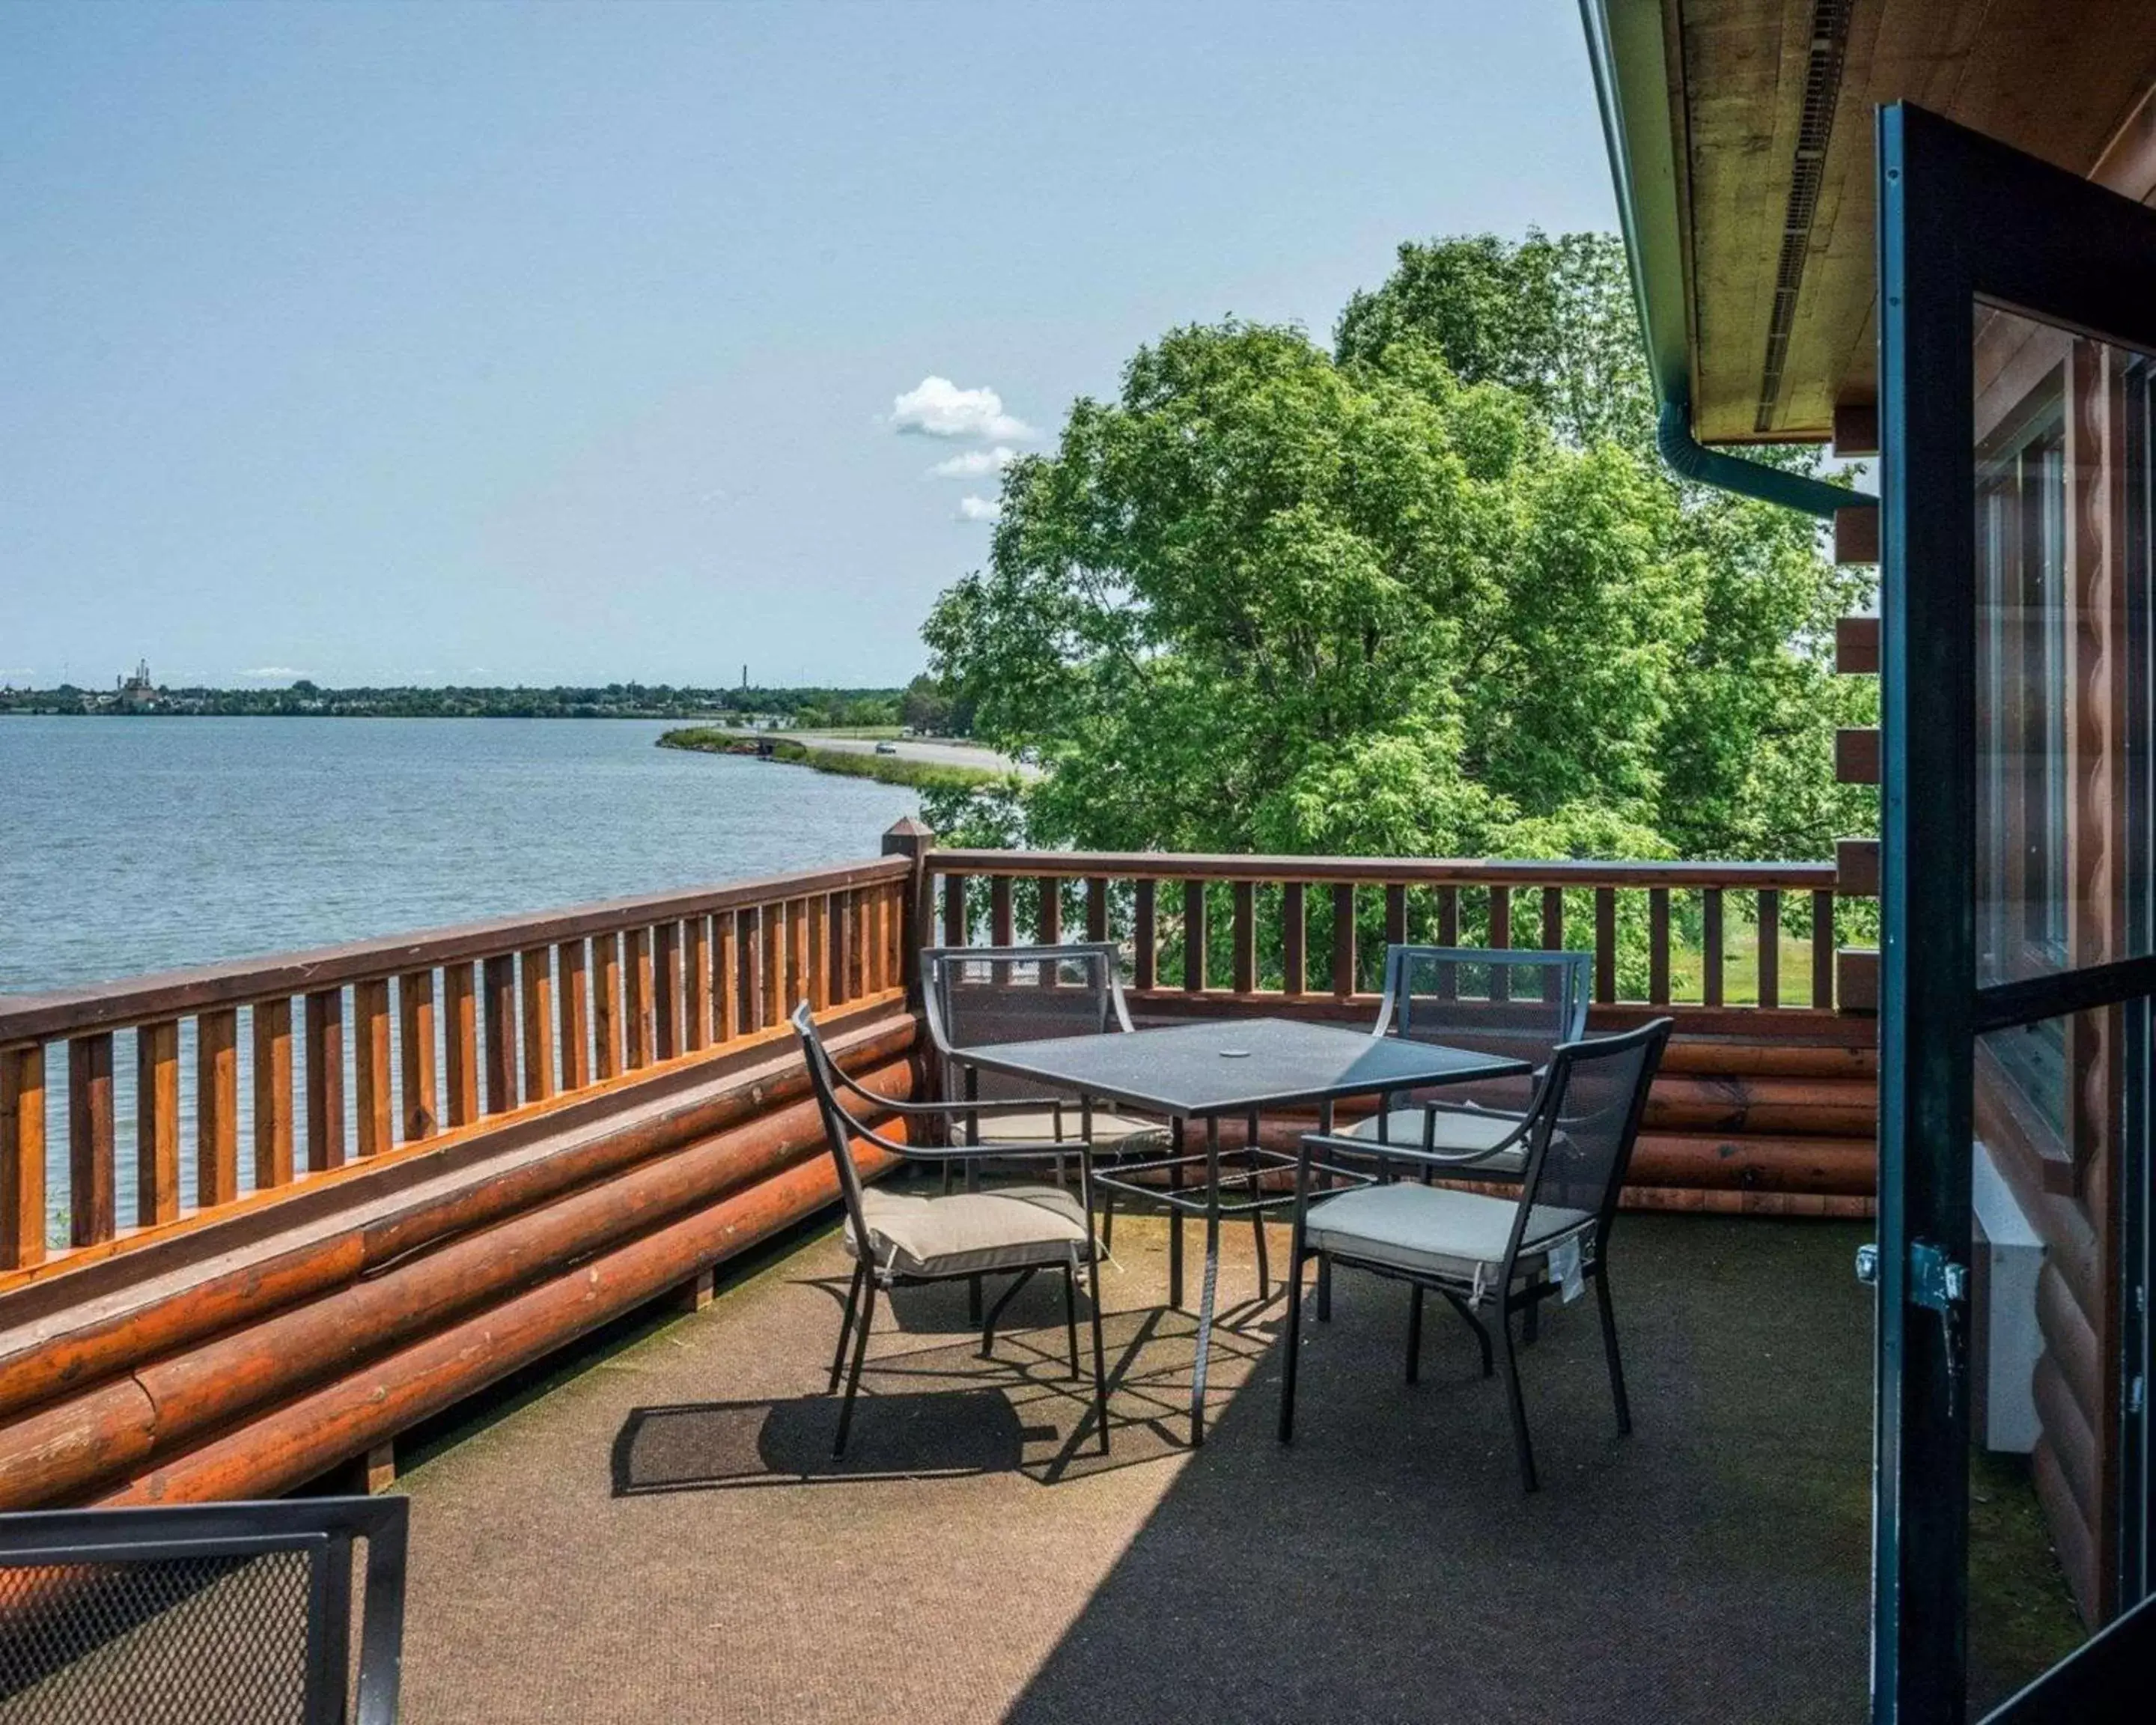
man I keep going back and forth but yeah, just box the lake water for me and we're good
[0,717,920,994]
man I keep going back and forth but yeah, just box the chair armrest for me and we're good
[823,1062,1065,1119]
[895,1140,1096,1165]
[1297,1127,1521,1172]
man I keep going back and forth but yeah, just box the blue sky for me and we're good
[0,1,1616,689]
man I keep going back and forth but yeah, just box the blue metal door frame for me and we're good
[1876,103,2156,1723]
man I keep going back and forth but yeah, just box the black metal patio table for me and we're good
[948,1015,1532,1446]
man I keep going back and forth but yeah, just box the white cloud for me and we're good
[928,445,1017,479]
[892,376,1032,440]
[954,496,1001,523]
[240,666,302,679]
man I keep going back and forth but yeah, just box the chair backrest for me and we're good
[919,944,1134,1104]
[792,1003,882,1254]
[1509,1017,1673,1265]
[1377,946,1592,1053]
[1371,946,1591,1112]
[0,1494,407,1725]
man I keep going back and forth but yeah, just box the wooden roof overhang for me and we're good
[1583,0,2156,448]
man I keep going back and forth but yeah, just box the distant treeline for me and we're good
[0,681,908,726]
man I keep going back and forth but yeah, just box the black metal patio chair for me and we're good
[920,943,1170,1164]
[793,1003,1111,1459]
[0,1494,408,1724]
[1301,945,1592,1183]
[922,943,1180,1289]
[1276,1017,1672,1492]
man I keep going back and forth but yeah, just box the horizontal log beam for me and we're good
[98,1137,906,1510]
[1834,502,1879,565]
[0,1009,917,1419]
[1836,838,1880,898]
[1832,402,1878,457]
[1836,616,1880,675]
[1835,728,1881,785]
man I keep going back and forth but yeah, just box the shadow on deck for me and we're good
[387,1186,1902,1724]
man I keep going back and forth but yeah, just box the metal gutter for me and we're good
[1579,0,1853,519]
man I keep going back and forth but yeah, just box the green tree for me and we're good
[1336,231,1652,451]
[921,233,1875,868]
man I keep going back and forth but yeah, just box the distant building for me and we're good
[117,660,157,711]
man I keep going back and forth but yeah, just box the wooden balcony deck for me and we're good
[392,1199,1880,1724]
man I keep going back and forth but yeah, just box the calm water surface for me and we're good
[1,717,919,994]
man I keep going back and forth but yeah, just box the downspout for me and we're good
[1655,395,1848,517]
[1581,0,1850,520]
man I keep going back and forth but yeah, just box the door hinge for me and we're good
[1909,1239,1969,1312]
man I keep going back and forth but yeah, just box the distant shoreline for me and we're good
[0,681,905,723]
[657,726,1010,794]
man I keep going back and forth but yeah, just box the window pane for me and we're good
[1972,304,2156,986]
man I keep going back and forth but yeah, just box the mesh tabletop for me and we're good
[953,1016,1531,1118]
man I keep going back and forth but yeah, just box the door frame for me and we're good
[1876,100,2156,1723]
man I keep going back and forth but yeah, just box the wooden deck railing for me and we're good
[928,850,1845,1013]
[0,858,911,1275]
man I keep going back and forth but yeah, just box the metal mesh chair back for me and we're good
[1515,1018,1672,1253]
[1379,946,1591,1110]
[922,945,1132,1104]
[0,1497,407,1725]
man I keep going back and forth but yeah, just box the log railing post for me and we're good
[197,1008,240,1203]
[0,1044,46,1270]
[305,988,346,1169]
[1331,884,1356,997]
[651,923,680,1063]
[883,818,935,1004]
[1758,888,1782,1011]
[483,955,518,1110]
[1282,882,1306,997]
[519,949,555,1101]
[443,964,480,1126]
[1183,880,1207,994]
[398,973,437,1143]
[1134,880,1158,990]
[556,942,590,1092]
[353,981,392,1158]
[69,1032,115,1246]
[136,1019,180,1227]
[255,998,295,1189]
[624,929,654,1070]
[1702,889,1726,1008]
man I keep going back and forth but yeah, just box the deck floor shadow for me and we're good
[396,1193,1880,1724]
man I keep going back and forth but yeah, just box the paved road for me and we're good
[790,733,1035,777]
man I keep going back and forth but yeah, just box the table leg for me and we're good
[966,1065,983,1325]
[1190,1114,1222,1447]
[1168,1116,1186,1310]
[1315,1098,1334,1322]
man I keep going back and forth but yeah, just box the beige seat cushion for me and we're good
[1336,1106,1529,1173]
[966,1109,1168,1150]
[850,1183,1094,1279]
[1303,1183,1592,1288]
